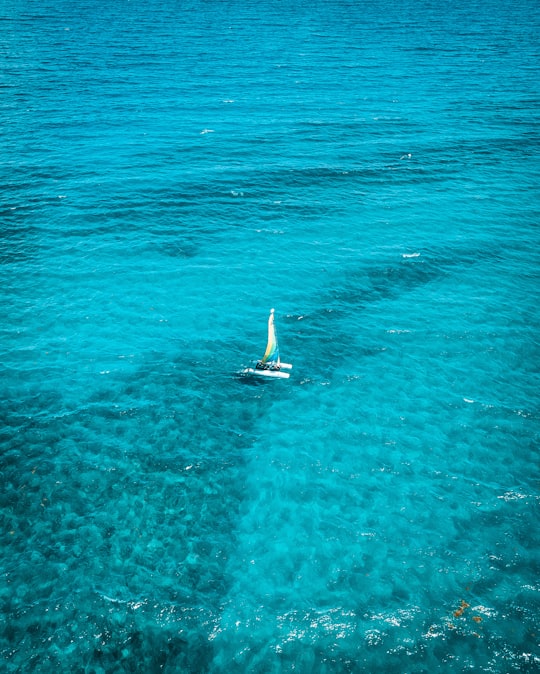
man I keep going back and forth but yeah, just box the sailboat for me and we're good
[242,308,293,379]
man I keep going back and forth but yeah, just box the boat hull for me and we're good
[242,362,292,379]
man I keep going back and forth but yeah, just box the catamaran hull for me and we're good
[243,368,290,379]
[241,363,293,379]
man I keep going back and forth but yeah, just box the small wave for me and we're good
[497,490,529,502]
[100,593,128,605]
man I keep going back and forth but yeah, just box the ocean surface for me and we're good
[1,0,539,671]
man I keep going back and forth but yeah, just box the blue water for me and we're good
[2,0,539,671]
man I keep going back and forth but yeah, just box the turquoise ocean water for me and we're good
[2,0,539,671]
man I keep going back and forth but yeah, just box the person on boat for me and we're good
[255,360,280,371]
